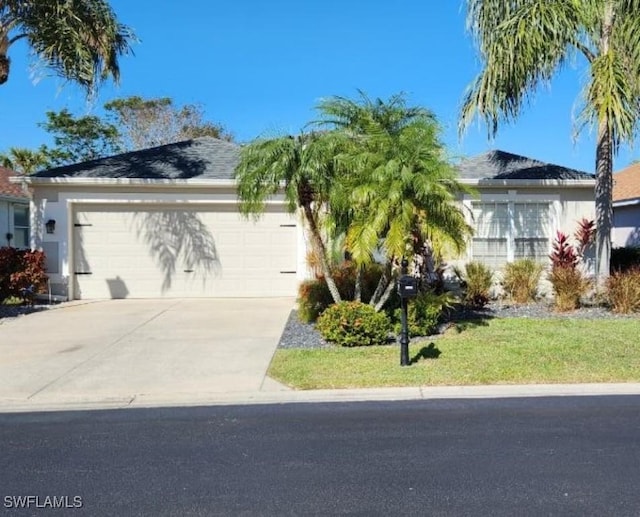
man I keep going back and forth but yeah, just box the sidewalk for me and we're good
[2,381,640,414]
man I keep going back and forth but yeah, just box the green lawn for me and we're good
[268,318,640,389]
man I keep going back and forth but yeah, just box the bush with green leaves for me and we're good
[316,301,392,347]
[393,291,455,337]
[502,259,544,304]
[606,267,640,314]
[297,262,383,323]
[549,266,590,312]
[454,261,493,308]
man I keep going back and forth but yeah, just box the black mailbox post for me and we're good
[398,258,417,366]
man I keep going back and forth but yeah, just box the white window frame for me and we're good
[463,191,560,264]
[11,203,30,249]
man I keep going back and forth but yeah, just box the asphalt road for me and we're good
[1,396,640,516]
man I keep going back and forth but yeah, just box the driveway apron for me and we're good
[0,298,294,407]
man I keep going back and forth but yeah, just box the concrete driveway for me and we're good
[0,298,294,411]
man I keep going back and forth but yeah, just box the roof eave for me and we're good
[613,198,640,207]
[459,178,596,187]
[17,177,238,188]
[0,193,29,202]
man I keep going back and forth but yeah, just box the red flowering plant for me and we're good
[548,219,595,311]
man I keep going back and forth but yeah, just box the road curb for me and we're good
[2,383,640,413]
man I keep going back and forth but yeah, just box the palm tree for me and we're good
[460,0,640,286]
[318,93,472,310]
[0,146,50,174]
[0,0,135,95]
[234,132,344,304]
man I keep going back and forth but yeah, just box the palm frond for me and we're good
[7,0,136,95]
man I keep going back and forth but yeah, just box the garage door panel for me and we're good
[73,205,298,299]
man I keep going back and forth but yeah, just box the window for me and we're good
[13,205,29,248]
[471,200,552,266]
[513,202,550,262]
[471,202,509,268]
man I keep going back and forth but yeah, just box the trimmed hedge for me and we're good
[316,301,392,347]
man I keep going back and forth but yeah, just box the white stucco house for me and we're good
[612,162,640,248]
[18,139,596,300]
[1,166,30,249]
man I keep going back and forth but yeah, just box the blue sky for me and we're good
[1,0,638,173]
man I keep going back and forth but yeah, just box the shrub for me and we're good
[297,262,383,323]
[0,247,48,304]
[574,218,596,256]
[393,291,456,337]
[606,267,640,314]
[549,231,578,269]
[316,301,392,347]
[611,247,640,274]
[454,261,493,308]
[548,266,590,312]
[297,279,334,323]
[502,259,543,304]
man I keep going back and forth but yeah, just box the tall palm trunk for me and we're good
[595,119,613,288]
[594,2,614,288]
[301,202,342,304]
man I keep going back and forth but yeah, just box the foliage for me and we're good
[460,1,640,286]
[549,231,578,269]
[235,131,343,304]
[611,247,640,273]
[0,247,48,304]
[0,147,51,174]
[548,220,596,310]
[454,261,493,308]
[237,91,469,310]
[549,266,590,312]
[502,259,544,304]
[315,91,472,311]
[38,109,121,165]
[0,0,136,95]
[316,301,392,347]
[606,267,640,314]
[574,218,596,256]
[104,96,233,151]
[298,280,334,324]
[297,262,383,323]
[393,290,456,337]
[7,96,233,168]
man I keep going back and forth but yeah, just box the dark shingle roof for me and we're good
[456,150,593,181]
[32,137,240,180]
[0,167,28,199]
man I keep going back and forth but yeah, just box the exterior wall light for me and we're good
[45,219,56,234]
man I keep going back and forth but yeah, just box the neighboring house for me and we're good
[23,137,306,300]
[612,162,640,248]
[0,166,29,248]
[454,150,596,271]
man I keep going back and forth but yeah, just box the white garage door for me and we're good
[72,204,299,299]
